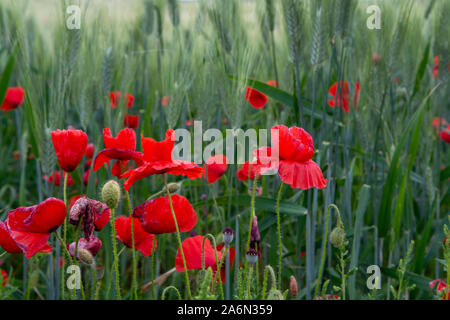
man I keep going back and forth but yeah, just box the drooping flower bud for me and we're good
[330,226,345,248]
[289,275,298,297]
[68,236,102,264]
[246,248,258,265]
[164,182,180,194]
[250,216,261,257]
[102,180,121,209]
[222,227,234,246]
[77,248,94,265]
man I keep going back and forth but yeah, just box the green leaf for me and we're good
[391,98,424,244]
[194,194,307,216]
[348,184,371,299]
[381,267,432,291]
[378,95,429,238]
[0,44,18,104]
[411,41,430,100]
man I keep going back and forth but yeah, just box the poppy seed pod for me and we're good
[102,180,121,209]
[289,275,298,297]
[78,248,94,265]
[330,226,345,248]
[164,182,180,194]
[246,248,258,265]
[222,227,234,246]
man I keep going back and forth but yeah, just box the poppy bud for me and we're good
[246,248,258,265]
[289,275,298,297]
[330,226,345,248]
[164,182,180,194]
[78,248,94,265]
[102,180,121,209]
[222,227,234,246]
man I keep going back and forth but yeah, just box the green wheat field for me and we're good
[0,0,449,301]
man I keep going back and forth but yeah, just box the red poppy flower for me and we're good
[134,194,197,235]
[110,91,134,109]
[245,87,268,109]
[123,114,139,129]
[429,279,449,300]
[68,235,102,259]
[433,56,439,79]
[93,128,144,178]
[1,87,25,112]
[269,125,327,189]
[215,244,236,283]
[205,155,228,184]
[327,81,360,113]
[175,235,221,272]
[3,198,66,258]
[122,129,203,190]
[115,215,157,257]
[69,197,110,236]
[0,269,7,287]
[51,129,88,172]
[85,143,95,159]
[236,147,278,181]
[0,221,23,254]
[43,171,74,187]
[266,80,278,87]
[440,125,450,143]
[161,96,170,106]
[185,119,194,127]
[432,117,447,132]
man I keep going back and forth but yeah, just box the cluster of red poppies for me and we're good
[244,80,360,113]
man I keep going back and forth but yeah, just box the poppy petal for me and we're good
[175,235,221,272]
[278,160,327,190]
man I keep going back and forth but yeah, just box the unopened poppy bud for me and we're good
[102,180,121,209]
[330,226,345,248]
[164,182,180,194]
[222,227,234,246]
[289,275,298,297]
[78,248,94,265]
[246,248,258,265]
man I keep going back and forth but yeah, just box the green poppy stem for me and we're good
[275,182,284,290]
[162,174,192,299]
[109,208,121,300]
[124,189,138,300]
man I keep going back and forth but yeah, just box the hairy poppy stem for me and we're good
[163,174,192,299]
[124,189,138,300]
[213,246,228,300]
[62,172,69,300]
[0,251,7,258]
[72,224,86,300]
[110,208,122,300]
[246,177,258,253]
[314,204,333,299]
[246,265,253,299]
[275,182,284,290]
